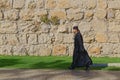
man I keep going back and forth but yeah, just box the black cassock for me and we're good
[71,32,93,68]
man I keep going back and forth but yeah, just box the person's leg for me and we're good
[85,62,91,71]
[69,54,78,70]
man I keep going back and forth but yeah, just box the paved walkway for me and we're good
[0,69,120,80]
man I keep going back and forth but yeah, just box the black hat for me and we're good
[73,26,79,30]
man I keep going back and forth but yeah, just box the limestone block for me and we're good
[88,45,101,54]
[83,31,95,43]
[58,24,68,33]
[67,8,83,21]
[92,19,107,32]
[0,21,17,33]
[49,9,66,19]
[45,0,56,9]
[38,33,54,44]
[28,45,51,56]
[97,0,107,9]
[85,0,96,9]
[4,9,19,20]
[84,10,94,21]
[4,34,19,46]
[0,45,13,55]
[13,0,25,9]
[37,0,44,8]
[108,21,120,32]
[53,44,67,56]
[107,9,115,19]
[12,45,29,56]
[115,10,120,20]
[95,9,107,19]
[25,0,37,9]
[95,32,108,43]
[41,23,50,33]
[55,33,64,44]
[108,0,120,9]
[78,22,92,32]
[18,21,40,33]
[27,34,38,45]
[108,32,119,43]
[0,0,12,9]
[68,44,74,56]
[101,43,114,55]
[20,9,34,21]
[57,0,71,9]
[0,10,3,20]
[63,33,74,43]
[17,34,27,44]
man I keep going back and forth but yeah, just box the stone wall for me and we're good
[0,0,120,57]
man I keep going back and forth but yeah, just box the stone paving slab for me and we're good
[0,69,120,80]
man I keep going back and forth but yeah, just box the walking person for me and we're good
[69,26,93,70]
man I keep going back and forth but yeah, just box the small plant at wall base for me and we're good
[40,14,50,24]
[40,15,60,25]
[50,16,60,25]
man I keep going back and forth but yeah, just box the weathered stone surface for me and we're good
[18,21,40,33]
[70,0,83,9]
[38,33,54,44]
[49,10,66,19]
[108,0,120,9]
[57,0,71,9]
[79,22,92,32]
[92,19,107,32]
[67,8,83,21]
[108,21,120,32]
[68,44,74,56]
[4,9,19,20]
[35,10,47,20]
[37,0,44,8]
[28,45,51,56]
[55,33,63,44]
[97,0,107,9]
[88,45,101,54]
[25,0,37,9]
[27,34,38,45]
[13,0,25,9]
[0,34,4,45]
[85,0,96,9]
[45,0,56,9]
[101,43,114,55]
[41,23,50,33]
[108,32,119,43]
[0,45,13,55]
[17,34,27,44]
[20,9,34,21]
[0,22,17,33]
[95,9,107,19]
[63,33,74,43]
[83,31,95,43]
[107,9,115,19]
[53,44,67,56]
[95,32,108,43]
[115,10,120,20]
[0,0,12,9]
[0,10,3,20]
[58,24,68,33]
[84,10,94,21]
[113,43,120,54]
[4,34,19,46]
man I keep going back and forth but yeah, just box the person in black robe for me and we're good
[69,26,93,70]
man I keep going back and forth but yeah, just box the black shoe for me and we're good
[68,66,75,70]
